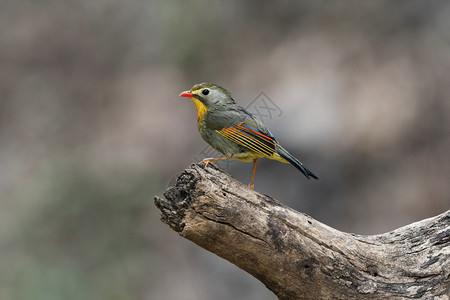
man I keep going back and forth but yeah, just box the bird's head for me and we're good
[179,83,236,122]
[179,83,235,109]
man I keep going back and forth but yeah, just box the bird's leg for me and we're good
[199,155,232,168]
[248,158,258,189]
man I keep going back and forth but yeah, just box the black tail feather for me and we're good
[277,146,318,180]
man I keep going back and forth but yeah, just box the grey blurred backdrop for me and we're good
[1,1,449,299]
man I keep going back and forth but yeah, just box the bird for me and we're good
[179,83,318,188]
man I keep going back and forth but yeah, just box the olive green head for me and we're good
[179,83,236,108]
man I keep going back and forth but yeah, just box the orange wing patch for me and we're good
[216,122,276,157]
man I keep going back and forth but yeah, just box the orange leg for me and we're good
[248,158,258,189]
[199,156,232,168]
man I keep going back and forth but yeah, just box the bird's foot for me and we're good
[198,156,232,169]
[199,160,210,168]
[248,183,254,189]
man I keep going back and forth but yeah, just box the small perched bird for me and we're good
[179,83,318,188]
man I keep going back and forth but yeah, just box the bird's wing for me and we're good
[210,108,277,157]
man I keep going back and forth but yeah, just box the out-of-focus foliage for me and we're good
[0,1,449,299]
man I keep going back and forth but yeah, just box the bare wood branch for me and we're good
[154,163,450,300]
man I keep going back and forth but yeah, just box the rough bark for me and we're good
[154,163,450,300]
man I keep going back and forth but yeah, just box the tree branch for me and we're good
[154,163,450,300]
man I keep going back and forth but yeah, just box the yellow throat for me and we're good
[191,97,207,122]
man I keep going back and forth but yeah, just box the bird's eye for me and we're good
[202,89,209,95]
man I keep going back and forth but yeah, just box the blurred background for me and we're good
[1,0,449,299]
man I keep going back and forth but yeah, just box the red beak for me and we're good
[179,90,194,97]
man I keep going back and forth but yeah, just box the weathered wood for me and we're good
[154,163,450,300]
